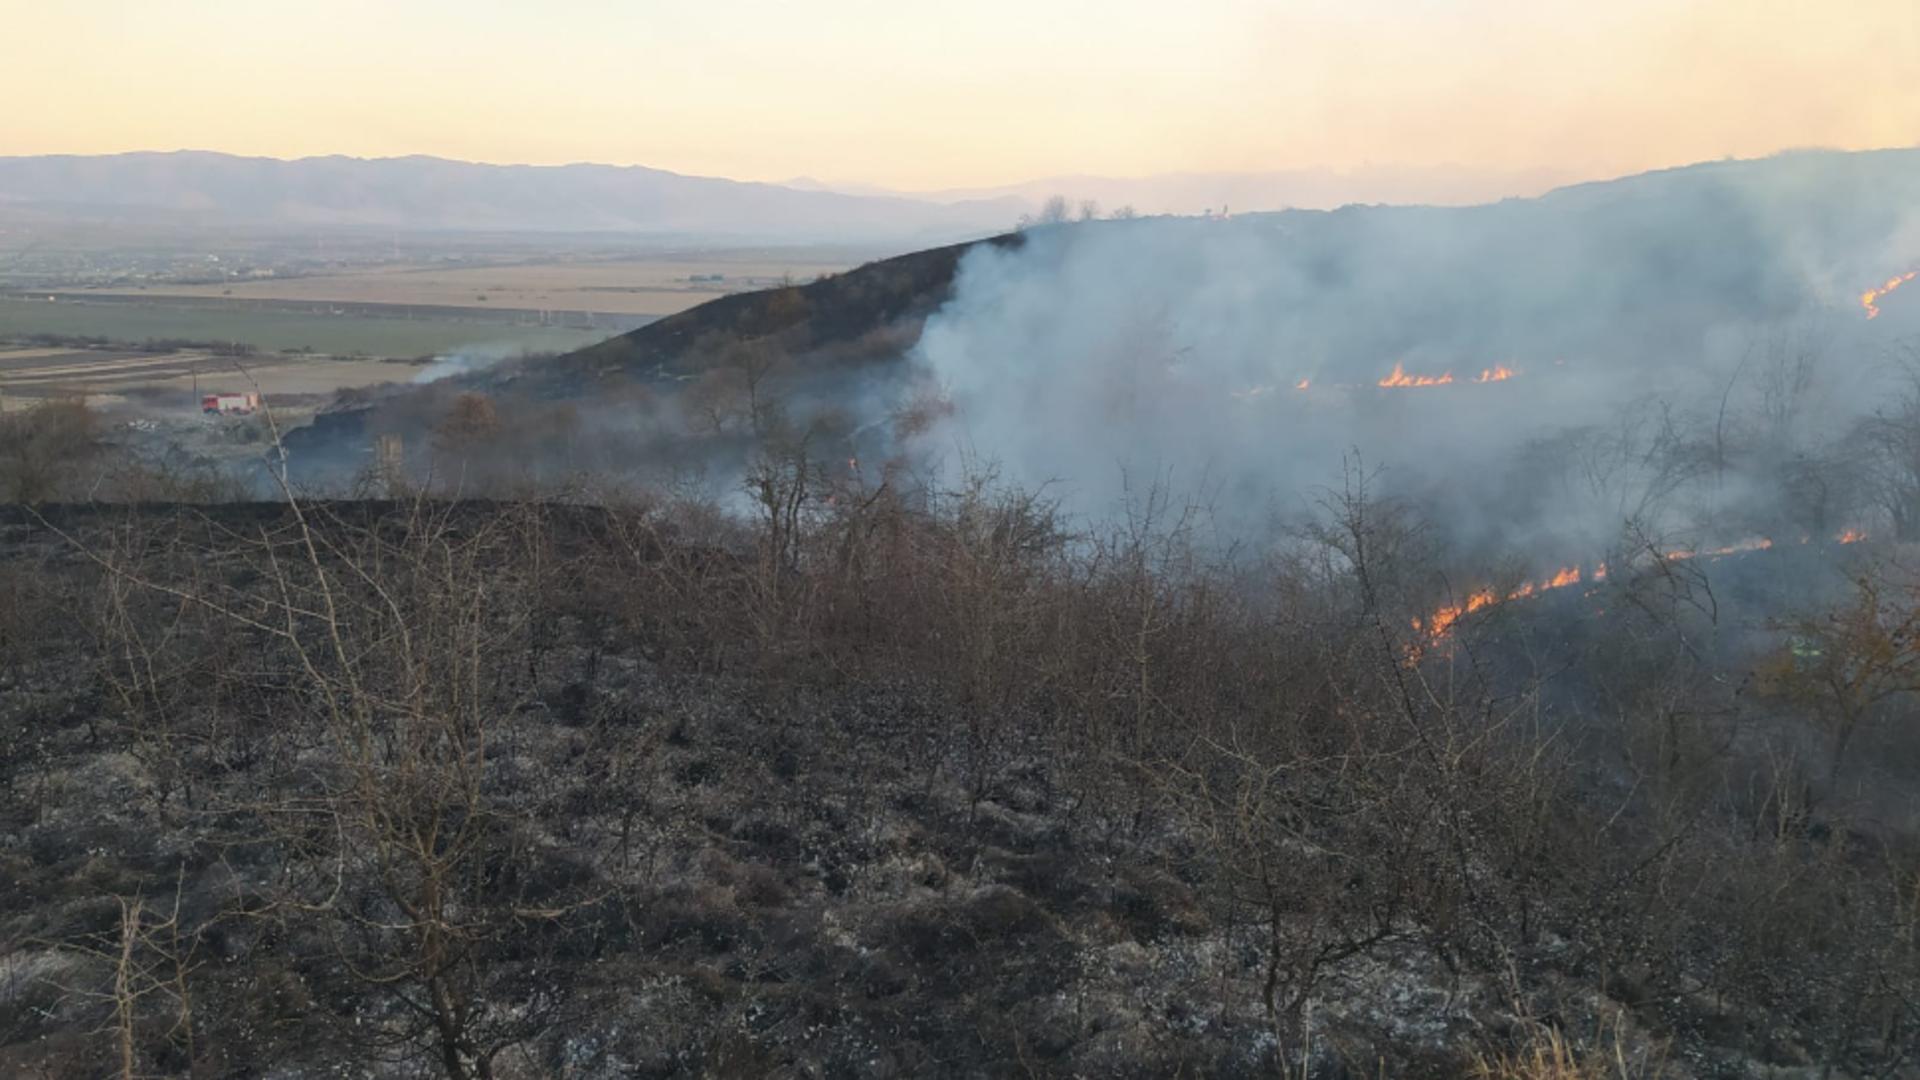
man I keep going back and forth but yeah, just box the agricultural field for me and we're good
[0,295,626,358]
[0,343,422,412]
[44,247,869,318]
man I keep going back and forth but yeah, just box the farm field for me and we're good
[0,344,422,410]
[59,248,867,318]
[0,296,625,358]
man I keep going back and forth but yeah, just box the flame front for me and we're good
[1413,528,1867,651]
[1413,588,1499,640]
[1414,565,1590,644]
[1378,362,1518,388]
[1863,270,1918,319]
[1378,362,1454,388]
[1667,537,1774,561]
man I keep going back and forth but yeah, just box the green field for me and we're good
[0,297,624,358]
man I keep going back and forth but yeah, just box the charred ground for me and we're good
[1,489,1918,1077]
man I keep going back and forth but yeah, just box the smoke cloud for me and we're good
[898,151,1920,572]
[412,343,542,384]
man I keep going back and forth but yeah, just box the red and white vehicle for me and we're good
[201,392,261,416]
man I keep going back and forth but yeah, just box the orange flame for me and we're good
[1412,528,1866,653]
[1378,363,1454,388]
[1863,270,1918,319]
[1474,365,1517,383]
[1414,588,1499,640]
[1295,378,1311,390]
[1414,564,1593,644]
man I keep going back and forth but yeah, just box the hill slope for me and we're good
[283,147,1920,485]
[485,147,1920,392]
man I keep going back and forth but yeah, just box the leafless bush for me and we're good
[0,399,102,503]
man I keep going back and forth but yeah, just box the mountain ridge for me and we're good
[0,149,1027,242]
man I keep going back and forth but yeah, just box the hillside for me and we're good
[279,232,1027,474]
[283,147,1920,487]
[514,146,1920,387]
[0,494,1907,1077]
[482,232,1027,396]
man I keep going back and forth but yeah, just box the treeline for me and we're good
[6,332,261,355]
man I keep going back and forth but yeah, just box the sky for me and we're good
[3,0,1916,191]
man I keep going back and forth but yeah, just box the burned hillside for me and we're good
[6,147,1920,1078]
[4,487,1920,1077]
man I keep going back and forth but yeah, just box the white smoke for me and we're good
[412,343,534,384]
[900,154,1920,563]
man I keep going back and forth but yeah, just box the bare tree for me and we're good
[1019,194,1073,229]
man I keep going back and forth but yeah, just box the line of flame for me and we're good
[1378,362,1519,388]
[1378,362,1453,388]
[1863,270,1917,319]
[1412,529,1866,648]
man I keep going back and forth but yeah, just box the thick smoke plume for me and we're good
[900,150,1920,574]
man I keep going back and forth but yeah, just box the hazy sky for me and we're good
[4,0,1915,189]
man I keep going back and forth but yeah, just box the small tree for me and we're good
[1019,194,1073,229]
[1782,569,1920,781]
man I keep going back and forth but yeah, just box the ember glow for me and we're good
[1862,270,1918,319]
[1378,363,1454,388]
[1668,537,1774,561]
[1295,378,1311,391]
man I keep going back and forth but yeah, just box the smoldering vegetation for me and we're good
[3,149,1920,1077]
[2,460,1920,1077]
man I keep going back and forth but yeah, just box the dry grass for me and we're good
[1472,1025,1665,1080]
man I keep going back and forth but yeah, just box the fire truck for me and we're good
[201,392,261,416]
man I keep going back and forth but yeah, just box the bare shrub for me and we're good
[0,398,101,503]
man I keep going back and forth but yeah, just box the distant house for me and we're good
[202,392,261,416]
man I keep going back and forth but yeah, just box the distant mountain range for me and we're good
[0,152,1621,247]
[786,164,1585,216]
[0,151,1027,243]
